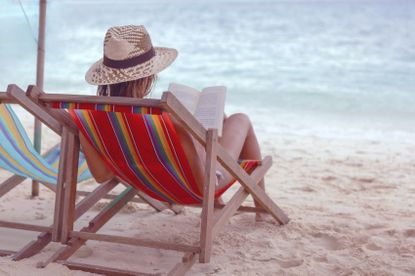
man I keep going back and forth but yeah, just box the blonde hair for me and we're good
[97,75,156,98]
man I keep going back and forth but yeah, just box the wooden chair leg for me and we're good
[12,179,118,261]
[167,204,184,215]
[38,187,137,268]
[12,232,52,261]
[168,252,197,276]
[51,127,70,242]
[218,152,289,225]
[199,129,218,263]
[211,156,273,237]
[60,130,80,243]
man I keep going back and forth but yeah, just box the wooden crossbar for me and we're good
[38,94,163,108]
[70,231,200,253]
[0,250,16,257]
[58,261,161,276]
[74,179,118,218]
[1,91,164,109]
[76,190,143,202]
[0,175,26,198]
[0,221,52,233]
[0,91,14,103]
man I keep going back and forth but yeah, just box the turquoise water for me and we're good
[1,0,414,141]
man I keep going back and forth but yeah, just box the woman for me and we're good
[81,25,266,219]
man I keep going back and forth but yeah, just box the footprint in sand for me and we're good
[352,176,376,183]
[312,233,343,250]
[343,161,364,167]
[322,175,336,182]
[313,254,328,263]
[292,186,315,192]
[364,223,387,230]
[276,257,304,268]
[365,241,382,251]
[384,229,397,237]
[404,229,415,238]
[73,245,93,258]
[34,212,46,220]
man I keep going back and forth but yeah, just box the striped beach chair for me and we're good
[54,102,259,205]
[8,84,289,275]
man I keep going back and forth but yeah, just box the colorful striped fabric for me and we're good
[0,104,92,184]
[54,103,259,204]
[42,144,91,182]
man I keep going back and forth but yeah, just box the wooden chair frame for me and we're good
[6,84,289,275]
[0,87,180,261]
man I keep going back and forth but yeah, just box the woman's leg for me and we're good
[219,113,265,218]
[219,113,252,160]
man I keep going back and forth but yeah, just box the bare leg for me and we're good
[219,113,252,160]
[219,114,266,221]
[178,112,267,219]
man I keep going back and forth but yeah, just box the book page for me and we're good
[168,83,200,114]
[195,86,226,136]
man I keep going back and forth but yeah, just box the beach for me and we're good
[1,128,414,275]
[1,0,415,274]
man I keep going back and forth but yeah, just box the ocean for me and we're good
[1,0,414,142]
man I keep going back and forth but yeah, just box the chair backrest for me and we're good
[53,102,203,204]
[0,104,91,183]
[51,101,260,205]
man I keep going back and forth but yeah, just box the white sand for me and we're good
[0,132,414,275]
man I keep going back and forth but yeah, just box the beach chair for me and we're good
[8,84,289,275]
[0,89,177,261]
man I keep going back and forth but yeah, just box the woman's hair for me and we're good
[97,75,157,98]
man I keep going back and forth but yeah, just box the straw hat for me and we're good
[85,25,177,85]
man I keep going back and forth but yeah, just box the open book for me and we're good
[168,83,226,136]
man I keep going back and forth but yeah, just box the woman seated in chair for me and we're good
[81,25,266,220]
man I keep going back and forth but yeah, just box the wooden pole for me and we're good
[32,0,47,197]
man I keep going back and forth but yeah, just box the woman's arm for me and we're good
[79,133,114,183]
[171,118,205,193]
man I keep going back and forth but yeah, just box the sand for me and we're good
[0,131,414,275]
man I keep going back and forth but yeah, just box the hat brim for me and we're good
[85,47,178,85]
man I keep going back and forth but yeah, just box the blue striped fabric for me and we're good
[0,104,92,184]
